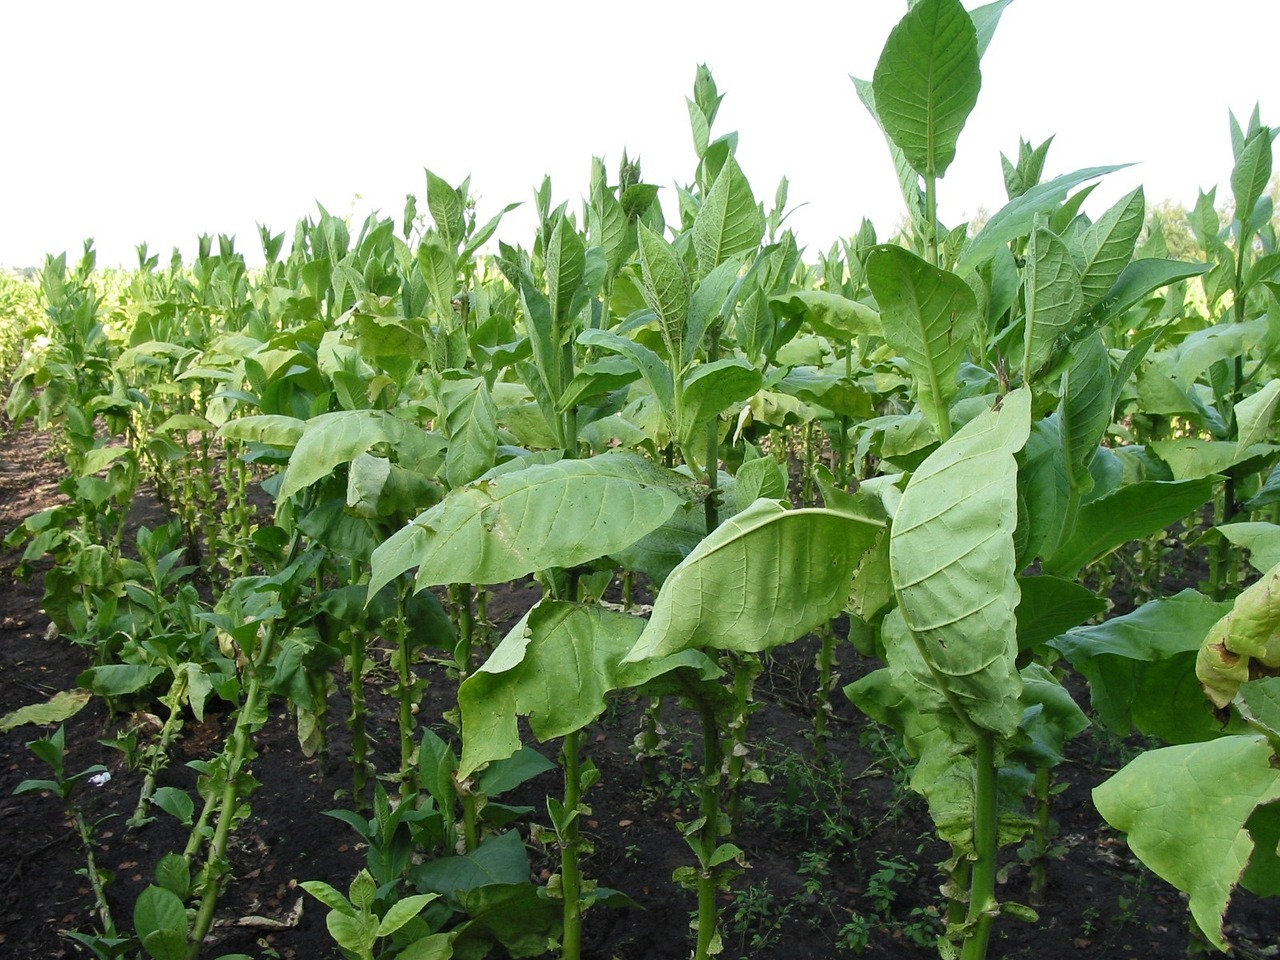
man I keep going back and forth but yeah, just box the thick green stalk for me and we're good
[186,626,277,960]
[812,620,837,761]
[724,652,760,824]
[396,593,417,802]
[1029,764,1051,903]
[452,582,475,681]
[694,701,725,960]
[925,169,939,267]
[348,627,370,811]
[959,731,999,960]
[560,728,584,960]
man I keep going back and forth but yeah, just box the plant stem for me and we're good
[813,620,836,761]
[186,625,277,960]
[70,805,114,933]
[694,700,725,960]
[348,626,370,811]
[396,588,418,802]
[560,728,584,960]
[1030,764,1051,904]
[959,731,999,960]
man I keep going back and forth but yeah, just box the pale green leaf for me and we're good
[1235,379,1280,454]
[278,410,444,503]
[459,601,717,778]
[636,222,691,367]
[1094,736,1280,951]
[890,387,1032,735]
[872,0,981,179]
[692,156,763,278]
[369,453,684,594]
[0,689,91,733]
[770,290,883,340]
[1216,521,1280,574]
[866,245,979,439]
[959,165,1130,272]
[441,377,498,489]
[1073,187,1144,309]
[1022,223,1083,379]
[626,499,882,661]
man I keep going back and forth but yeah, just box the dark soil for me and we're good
[1,417,1276,960]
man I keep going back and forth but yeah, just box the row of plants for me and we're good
[3,1,1279,958]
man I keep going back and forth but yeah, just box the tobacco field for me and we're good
[1,2,1278,958]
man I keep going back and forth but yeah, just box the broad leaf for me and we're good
[1073,187,1144,309]
[1044,476,1218,578]
[626,499,882,660]
[872,0,981,179]
[890,387,1031,735]
[1050,590,1235,743]
[369,453,684,594]
[459,601,717,777]
[0,689,91,732]
[277,410,445,503]
[1022,223,1083,379]
[692,156,763,278]
[959,165,1130,272]
[441,377,499,488]
[1014,575,1105,652]
[866,245,979,438]
[636,222,691,367]
[1094,736,1280,951]
[770,290,883,340]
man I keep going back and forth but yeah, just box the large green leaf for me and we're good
[576,328,675,423]
[1235,379,1280,454]
[865,245,979,438]
[1216,521,1280,574]
[872,0,980,179]
[1044,476,1218,578]
[1084,258,1211,327]
[1150,439,1277,481]
[216,414,306,447]
[1013,574,1105,652]
[889,387,1031,735]
[458,601,717,778]
[636,222,691,367]
[1059,332,1113,485]
[1022,223,1083,379]
[769,290,883,340]
[441,377,499,489]
[625,499,882,661]
[369,453,684,594]
[545,215,586,332]
[1072,187,1144,309]
[692,156,763,279]
[277,410,445,503]
[1232,129,1273,239]
[1094,735,1280,951]
[1049,590,1235,743]
[677,358,762,445]
[425,168,465,249]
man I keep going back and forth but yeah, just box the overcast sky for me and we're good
[2,0,1275,269]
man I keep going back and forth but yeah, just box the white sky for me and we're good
[2,1,1276,269]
